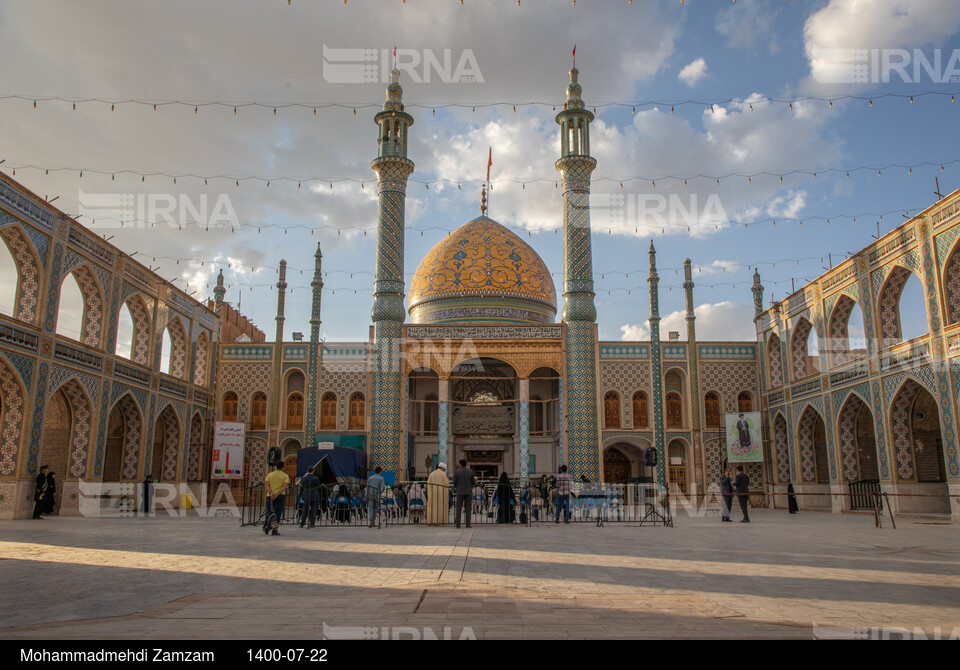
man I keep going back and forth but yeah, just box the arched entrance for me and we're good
[151,406,180,482]
[797,406,830,509]
[838,394,879,484]
[668,439,689,495]
[451,358,517,479]
[37,390,72,515]
[104,395,143,482]
[603,447,631,483]
[890,380,949,514]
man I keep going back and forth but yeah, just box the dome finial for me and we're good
[480,184,488,216]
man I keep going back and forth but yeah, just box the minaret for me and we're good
[270,260,287,433]
[649,242,667,489]
[752,269,765,318]
[213,270,225,317]
[555,64,600,481]
[305,245,324,449]
[684,259,703,494]
[370,68,415,474]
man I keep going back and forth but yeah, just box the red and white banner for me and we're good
[211,421,245,479]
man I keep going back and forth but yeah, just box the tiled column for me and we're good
[519,378,530,482]
[437,378,449,467]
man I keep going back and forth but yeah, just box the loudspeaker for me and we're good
[268,446,282,467]
[643,447,658,467]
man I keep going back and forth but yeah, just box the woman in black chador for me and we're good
[495,472,515,524]
[42,470,57,515]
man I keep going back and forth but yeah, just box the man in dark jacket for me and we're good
[299,466,322,528]
[719,466,734,522]
[452,459,477,529]
[734,465,750,523]
[32,465,48,519]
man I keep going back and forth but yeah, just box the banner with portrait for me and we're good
[724,411,763,462]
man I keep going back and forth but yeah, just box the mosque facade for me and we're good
[2,66,958,519]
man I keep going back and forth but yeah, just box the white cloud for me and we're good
[717,0,781,54]
[678,58,708,87]
[620,301,756,343]
[805,0,960,87]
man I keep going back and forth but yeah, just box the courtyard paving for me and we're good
[0,509,958,639]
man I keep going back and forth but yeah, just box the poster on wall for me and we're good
[724,411,763,463]
[211,421,245,479]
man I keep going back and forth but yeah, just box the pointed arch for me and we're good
[0,225,42,324]
[117,294,151,366]
[163,317,187,379]
[767,333,784,387]
[737,391,753,413]
[154,404,181,482]
[193,331,209,386]
[890,378,945,482]
[791,317,819,379]
[60,265,104,348]
[797,405,829,484]
[774,412,790,483]
[44,378,93,479]
[828,294,865,366]
[667,438,689,495]
[837,392,878,483]
[187,412,203,481]
[944,238,960,325]
[0,355,26,476]
[878,265,927,346]
[105,394,143,481]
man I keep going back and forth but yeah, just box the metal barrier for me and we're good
[850,480,882,511]
[241,479,675,529]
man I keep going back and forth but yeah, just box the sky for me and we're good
[1,0,959,346]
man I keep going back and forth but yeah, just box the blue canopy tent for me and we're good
[296,446,366,486]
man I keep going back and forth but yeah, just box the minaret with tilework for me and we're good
[213,270,225,317]
[305,244,324,450]
[649,242,667,489]
[270,260,287,433]
[752,269,764,317]
[555,65,600,481]
[370,68,415,474]
[684,258,702,492]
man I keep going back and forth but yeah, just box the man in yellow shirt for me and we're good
[264,462,290,536]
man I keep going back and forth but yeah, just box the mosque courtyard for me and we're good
[1,509,958,640]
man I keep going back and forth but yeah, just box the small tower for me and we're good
[684,258,703,492]
[370,68,415,475]
[752,269,765,318]
[306,245,324,449]
[648,242,667,489]
[270,260,287,433]
[213,269,225,317]
[556,63,601,482]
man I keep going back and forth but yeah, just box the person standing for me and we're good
[32,465,48,519]
[495,472,516,524]
[42,470,57,516]
[555,465,573,524]
[787,482,800,514]
[737,413,752,449]
[366,466,386,528]
[451,459,476,529]
[425,463,449,526]
[299,466,321,528]
[264,462,289,536]
[720,467,734,522]
[734,465,750,523]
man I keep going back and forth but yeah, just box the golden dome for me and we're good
[408,216,557,325]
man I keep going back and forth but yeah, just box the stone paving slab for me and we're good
[0,510,957,639]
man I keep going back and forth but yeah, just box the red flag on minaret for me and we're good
[572,45,576,66]
[393,46,397,66]
[486,147,492,183]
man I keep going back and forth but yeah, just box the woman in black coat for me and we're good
[42,471,56,515]
[495,472,515,524]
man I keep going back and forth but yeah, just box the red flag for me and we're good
[393,46,397,65]
[486,147,492,183]
[572,45,576,64]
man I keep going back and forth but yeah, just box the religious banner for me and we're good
[725,411,763,462]
[211,421,245,479]
[451,405,515,435]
